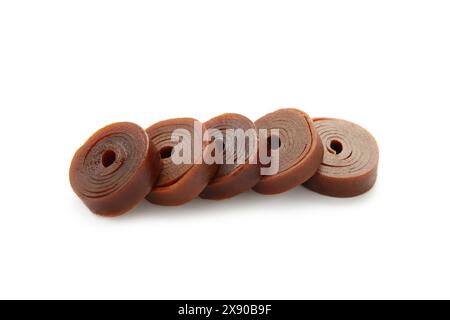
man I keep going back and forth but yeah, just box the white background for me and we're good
[0,1,449,300]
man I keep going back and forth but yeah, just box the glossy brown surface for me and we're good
[145,118,218,205]
[70,122,161,216]
[253,108,324,195]
[304,118,379,197]
[200,113,260,200]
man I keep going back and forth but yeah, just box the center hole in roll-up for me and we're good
[330,140,343,155]
[159,146,174,159]
[102,150,117,168]
[267,135,281,156]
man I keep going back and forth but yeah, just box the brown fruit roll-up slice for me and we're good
[304,118,379,197]
[70,122,161,216]
[145,118,218,206]
[200,113,260,200]
[253,108,324,195]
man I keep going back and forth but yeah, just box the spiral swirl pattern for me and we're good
[145,118,218,206]
[200,113,260,200]
[147,119,197,187]
[304,118,379,197]
[70,122,160,216]
[253,109,324,195]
